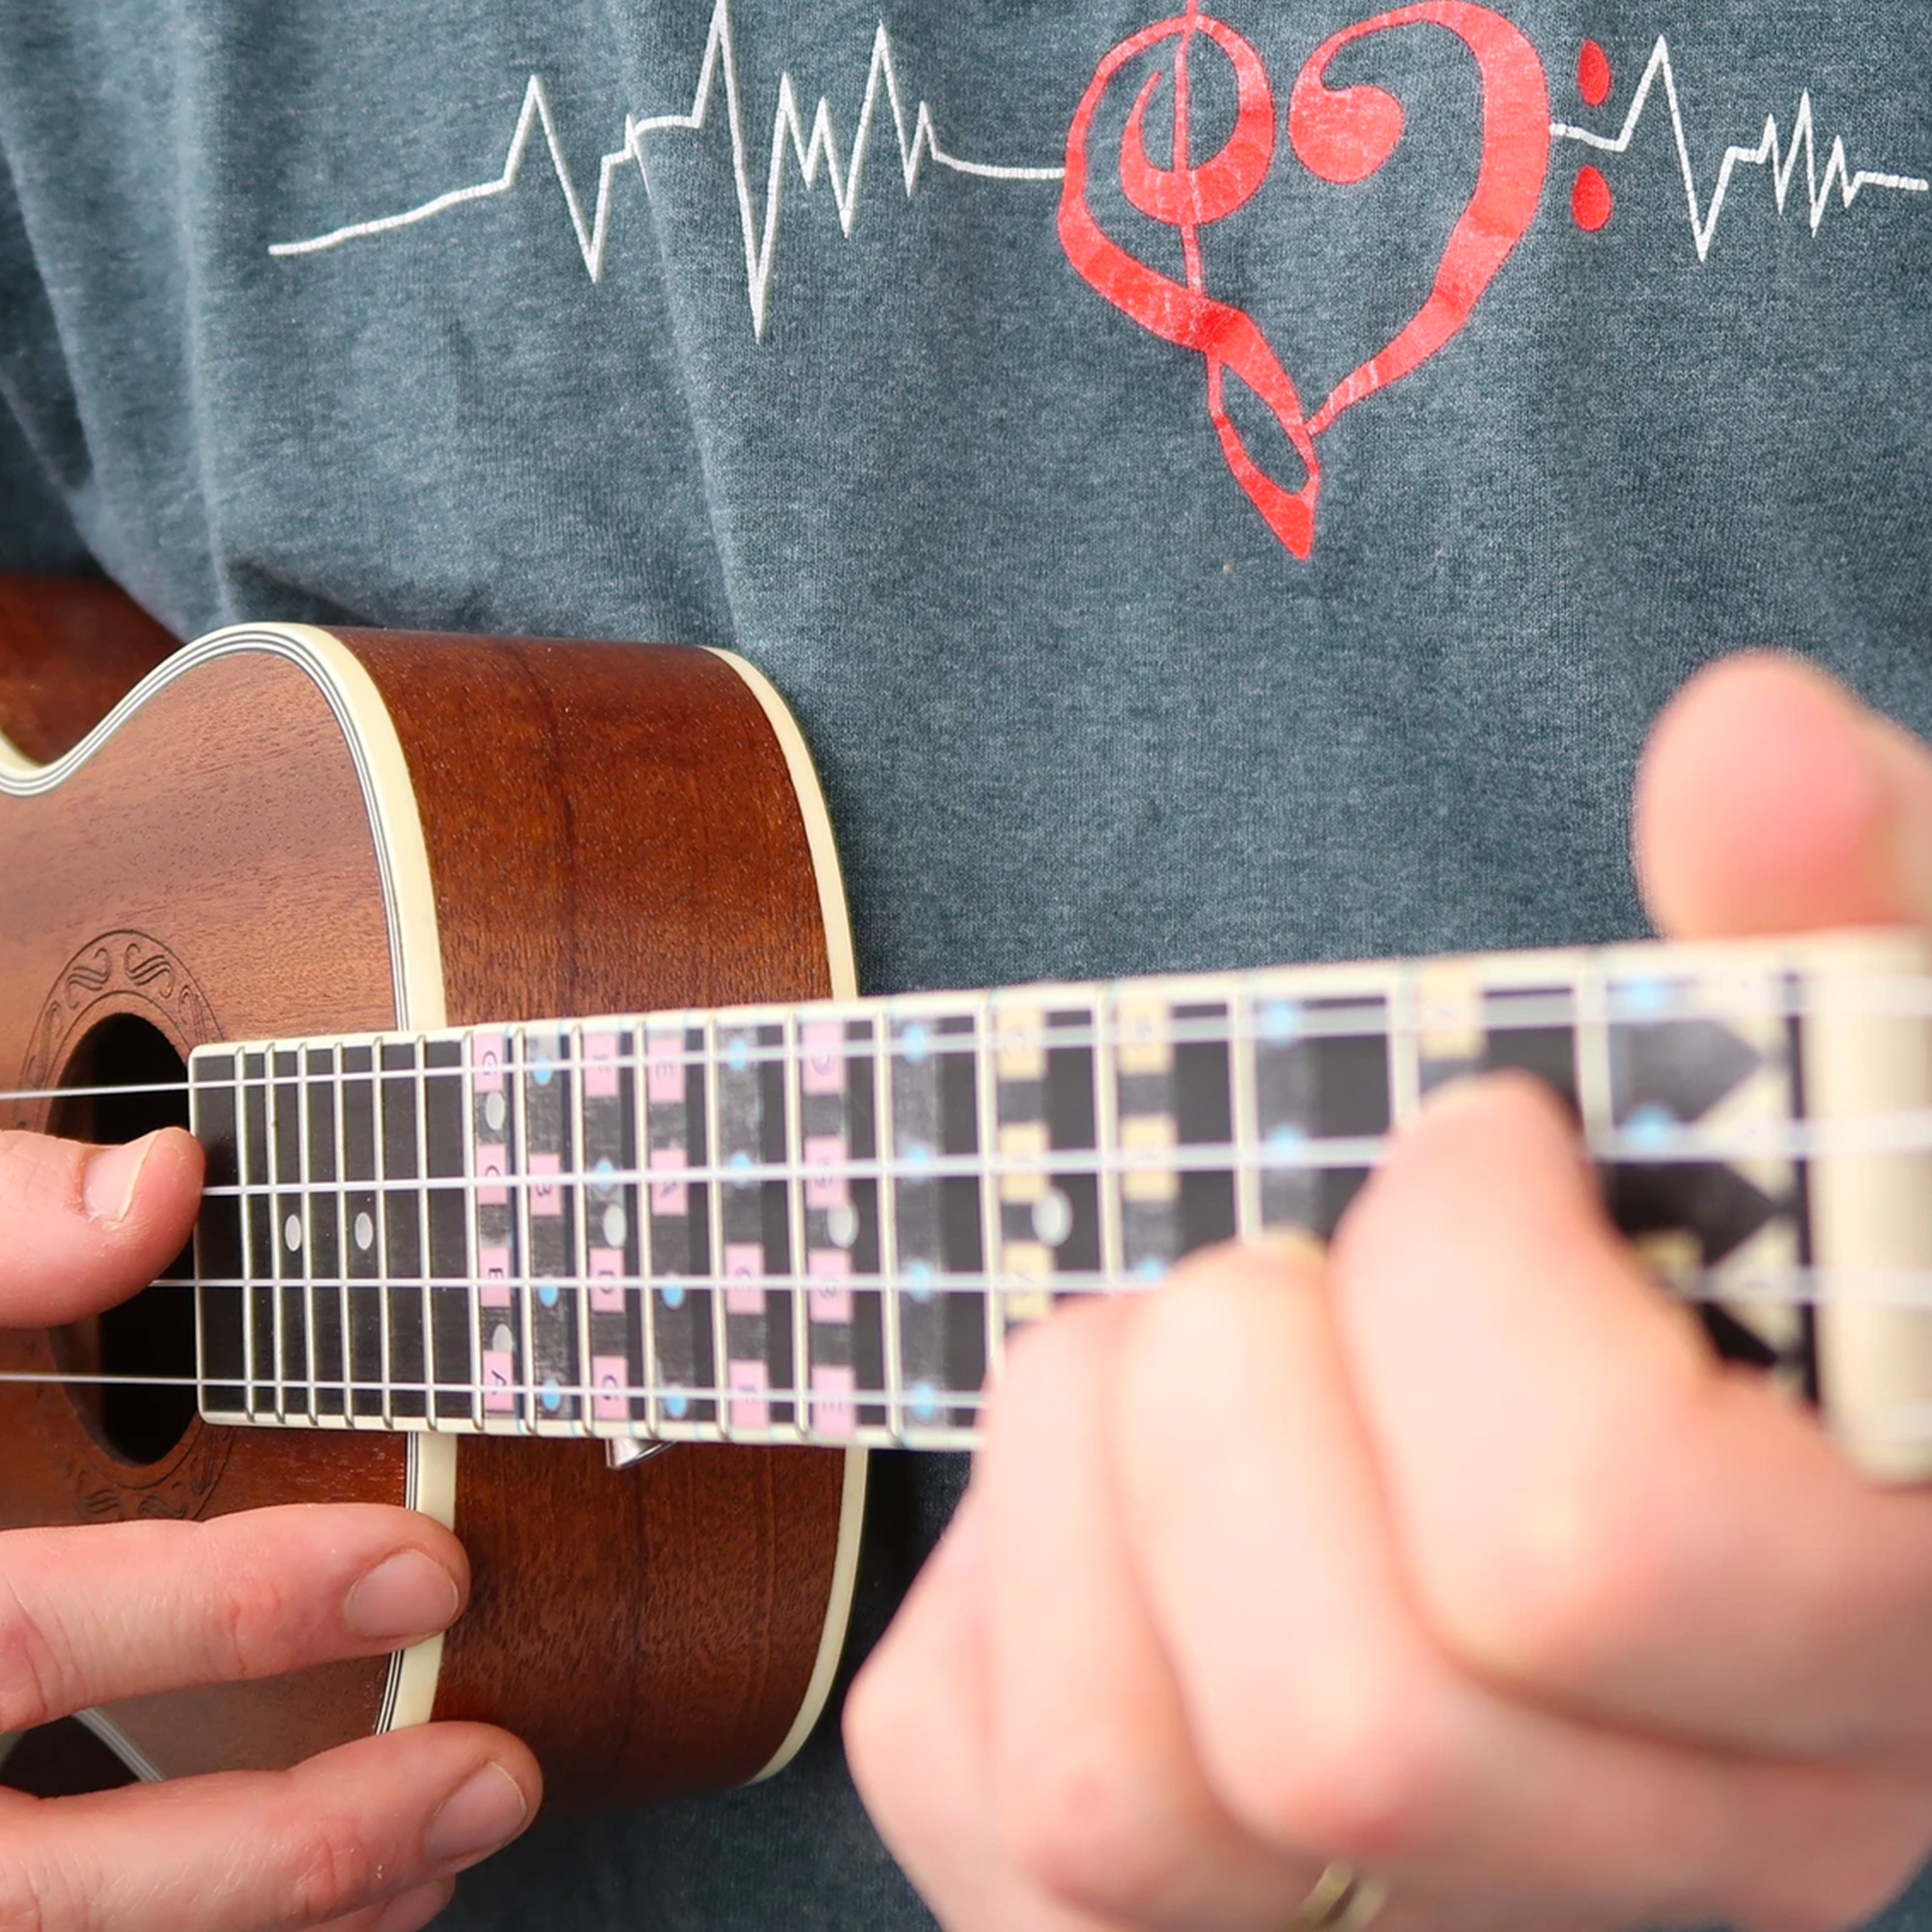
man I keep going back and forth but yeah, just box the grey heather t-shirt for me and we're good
[4,2,1932,1926]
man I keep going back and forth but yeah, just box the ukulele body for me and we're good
[0,616,864,1805]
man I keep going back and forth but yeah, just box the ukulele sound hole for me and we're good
[50,1014,197,1466]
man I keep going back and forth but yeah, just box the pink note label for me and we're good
[809,1246,852,1324]
[728,1358,771,1434]
[471,1033,507,1093]
[805,1134,848,1210]
[648,1144,688,1215]
[479,1247,513,1308]
[802,1021,844,1094]
[724,1243,766,1317]
[529,1151,562,1216]
[476,1142,508,1208]
[592,1354,630,1421]
[483,1350,517,1414]
[646,1029,686,1103]
[584,1030,620,1098]
[810,1363,857,1440]
[590,1247,625,1314]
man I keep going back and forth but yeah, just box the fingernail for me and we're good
[83,1133,157,1227]
[345,1549,462,1641]
[370,1880,456,1932]
[1250,1228,1329,1271]
[425,1763,529,1866]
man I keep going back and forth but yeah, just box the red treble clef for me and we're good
[1060,4,1551,560]
[1059,1,1321,558]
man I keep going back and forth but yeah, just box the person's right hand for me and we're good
[0,1124,541,1932]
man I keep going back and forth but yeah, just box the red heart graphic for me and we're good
[1059,3,1551,558]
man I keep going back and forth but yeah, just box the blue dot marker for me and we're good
[903,1023,930,1065]
[541,1378,562,1412]
[1266,1124,1308,1160]
[729,1149,753,1186]
[726,1034,751,1072]
[666,1388,690,1419]
[532,1054,554,1086]
[910,1381,939,1423]
[1619,977,1672,1020]
[905,1259,934,1302]
[1261,1000,1302,1041]
[904,1141,932,1169]
[537,1282,560,1308]
[663,1283,686,1310]
[1626,1102,1680,1151]
[595,1156,614,1180]
[1136,1255,1168,1281]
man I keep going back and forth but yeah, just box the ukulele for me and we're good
[4,591,1931,1809]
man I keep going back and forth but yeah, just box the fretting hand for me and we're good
[0,1125,540,1932]
[846,653,1932,1932]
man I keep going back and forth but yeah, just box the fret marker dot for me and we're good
[1266,1124,1308,1160]
[663,1284,687,1309]
[903,1141,932,1169]
[903,1023,930,1065]
[910,1381,939,1422]
[541,1378,562,1413]
[537,1283,560,1308]
[726,1034,751,1072]
[602,1204,627,1246]
[729,1150,753,1185]
[490,1323,515,1354]
[354,1211,376,1252]
[484,1092,507,1132]
[1032,1186,1074,1249]
[666,1388,690,1418]
[532,1055,554,1086]
[283,1214,301,1252]
[1261,1000,1303,1041]
[905,1260,934,1301]
[826,1202,860,1249]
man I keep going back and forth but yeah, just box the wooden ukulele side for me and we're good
[0,609,862,1805]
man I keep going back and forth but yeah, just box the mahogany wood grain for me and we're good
[0,601,850,1805]
[347,631,848,1801]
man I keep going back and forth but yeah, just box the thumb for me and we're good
[0,1126,204,1324]
[1634,651,1932,940]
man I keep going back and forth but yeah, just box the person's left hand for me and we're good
[845,653,1932,1932]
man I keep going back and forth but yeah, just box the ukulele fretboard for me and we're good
[185,933,1930,1453]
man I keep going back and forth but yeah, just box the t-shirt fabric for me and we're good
[3,2,1931,1925]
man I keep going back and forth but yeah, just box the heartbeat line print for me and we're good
[1549,35,1928,259]
[268,0,1063,337]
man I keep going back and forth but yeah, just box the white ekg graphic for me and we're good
[269,0,1063,337]
[1551,36,1928,259]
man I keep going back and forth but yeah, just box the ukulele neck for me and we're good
[185,928,1932,1461]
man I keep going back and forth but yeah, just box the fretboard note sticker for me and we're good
[520,1026,583,1430]
[379,1039,429,1421]
[270,1049,311,1422]
[1601,956,1808,1394]
[714,1013,793,1439]
[799,1011,886,1441]
[424,1037,473,1423]
[304,1044,347,1422]
[341,1044,385,1421]
[581,1025,644,1431]
[989,993,1104,1344]
[469,1029,525,1426]
[189,1050,245,1419]
[887,1005,986,1440]
[644,1019,717,1434]
[240,1050,274,1420]
[1248,980,1392,1245]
